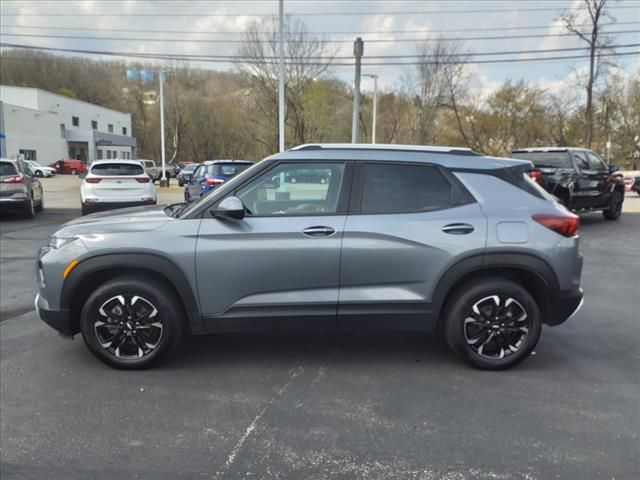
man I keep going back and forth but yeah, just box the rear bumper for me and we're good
[35,294,75,337]
[546,287,583,326]
[83,200,155,212]
[0,197,28,209]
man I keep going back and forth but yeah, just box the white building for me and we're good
[0,85,136,165]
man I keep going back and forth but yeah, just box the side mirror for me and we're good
[608,164,619,173]
[264,176,280,189]
[213,196,245,220]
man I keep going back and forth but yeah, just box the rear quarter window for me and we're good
[0,162,17,176]
[91,163,145,176]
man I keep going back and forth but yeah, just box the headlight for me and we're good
[48,235,77,249]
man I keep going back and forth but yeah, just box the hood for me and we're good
[54,205,175,237]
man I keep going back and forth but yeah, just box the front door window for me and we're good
[236,163,345,216]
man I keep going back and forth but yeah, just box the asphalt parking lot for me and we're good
[1,176,639,479]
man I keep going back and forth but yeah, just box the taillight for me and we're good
[528,170,542,182]
[532,213,579,237]
[136,177,151,183]
[2,175,24,184]
[206,178,225,185]
[85,178,101,183]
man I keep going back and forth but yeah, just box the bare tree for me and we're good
[237,16,336,151]
[562,0,616,147]
[408,39,471,145]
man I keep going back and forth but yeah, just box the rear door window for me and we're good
[91,163,144,176]
[573,152,590,170]
[360,163,454,214]
[0,162,17,176]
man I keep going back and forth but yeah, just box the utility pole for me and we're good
[159,71,167,187]
[351,37,363,144]
[363,74,378,144]
[278,0,285,152]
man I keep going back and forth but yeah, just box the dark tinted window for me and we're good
[208,163,252,176]
[573,152,589,169]
[0,162,17,176]
[587,152,607,171]
[511,151,572,168]
[90,163,144,176]
[361,163,453,214]
[183,164,198,172]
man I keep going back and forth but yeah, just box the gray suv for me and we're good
[1,158,44,218]
[35,144,583,370]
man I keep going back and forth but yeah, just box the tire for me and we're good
[80,276,185,369]
[35,170,43,177]
[23,196,35,219]
[70,169,77,175]
[178,180,184,187]
[443,277,542,370]
[603,191,623,220]
[81,204,93,216]
[35,192,44,212]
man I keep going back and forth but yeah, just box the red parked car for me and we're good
[49,159,87,175]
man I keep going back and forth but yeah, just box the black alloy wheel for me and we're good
[81,276,184,369]
[444,277,542,370]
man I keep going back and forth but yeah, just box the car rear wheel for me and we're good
[23,196,35,219]
[70,169,78,175]
[35,170,43,177]
[603,191,623,220]
[35,193,43,212]
[443,277,542,370]
[80,276,184,369]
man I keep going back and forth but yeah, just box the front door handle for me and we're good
[302,226,336,237]
[441,223,475,235]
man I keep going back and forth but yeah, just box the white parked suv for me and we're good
[80,160,157,215]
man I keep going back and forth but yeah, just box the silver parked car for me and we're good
[1,158,44,218]
[35,144,583,370]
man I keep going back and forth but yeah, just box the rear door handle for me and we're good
[302,226,336,237]
[441,223,475,235]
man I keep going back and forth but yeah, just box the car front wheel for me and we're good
[443,278,542,370]
[80,276,184,369]
[35,170,43,177]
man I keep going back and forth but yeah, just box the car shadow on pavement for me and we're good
[165,331,458,371]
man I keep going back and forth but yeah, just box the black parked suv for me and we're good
[511,147,625,220]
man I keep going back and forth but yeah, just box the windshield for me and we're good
[90,163,144,176]
[182,164,198,172]
[208,163,252,176]
[511,151,572,168]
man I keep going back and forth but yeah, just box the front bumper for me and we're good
[35,294,75,337]
[546,287,583,326]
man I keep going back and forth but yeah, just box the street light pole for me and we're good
[351,37,364,144]
[159,71,167,187]
[278,0,285,152]
[363,74,378,144]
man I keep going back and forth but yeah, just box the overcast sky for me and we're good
[1,0,639,96]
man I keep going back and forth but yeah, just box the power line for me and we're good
[1,5,636,17]
[2,21,637,36]
[2,30,638,45]
[3,41,636,60]
[2,43,638,66]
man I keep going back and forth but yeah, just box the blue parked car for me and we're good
[184,160,253,202]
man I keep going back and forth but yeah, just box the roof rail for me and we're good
[290,143,479,156]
